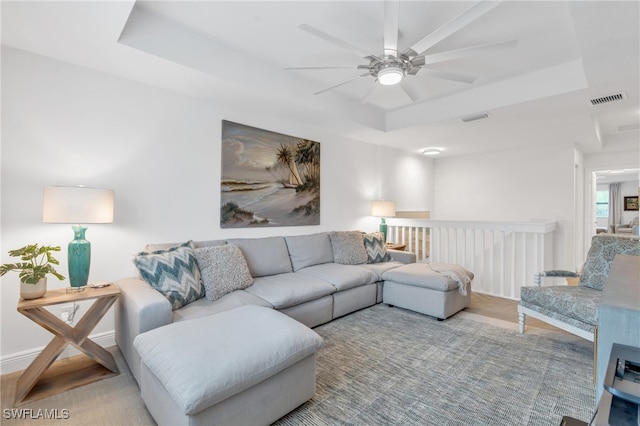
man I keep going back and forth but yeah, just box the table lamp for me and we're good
[43,186,114,292]
[371,200,396,242]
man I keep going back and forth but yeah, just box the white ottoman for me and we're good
[133,305,323,426]
[382,263,473,319]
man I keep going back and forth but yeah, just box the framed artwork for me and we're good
[624,196,639,211]
[220,120,320,228]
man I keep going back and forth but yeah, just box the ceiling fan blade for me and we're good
[383,0,400,56]
[406,1,502,56]
[299,24,371,59]
[360,81,377,104]
[285,66,355,70]
[399,78,421,102]
[421,39,518,65]
[314,73,370,95]
[419,69,477,84]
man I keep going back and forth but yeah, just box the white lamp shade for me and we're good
[371,200,396,217]
[43,186,115,224]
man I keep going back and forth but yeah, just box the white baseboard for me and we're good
[0,331,116,375]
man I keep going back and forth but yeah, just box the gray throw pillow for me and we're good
[132,242,204,310]
[194,244,254,301]
[329,231,368,265]
[363,232,392,263]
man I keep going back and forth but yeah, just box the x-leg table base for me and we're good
[15,286,120,406]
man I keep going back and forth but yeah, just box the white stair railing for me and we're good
[386,219,556,300]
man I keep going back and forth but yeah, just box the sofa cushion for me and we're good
[172,290,272,323]
[132,243,204,310]
[580,235,640,290]
[520,285,601,326]
[285,233,334,271]
[363,232,392,263]
[329,231,368,265]
[297,263,378,291]
[245,272,336,309]
[358,260,405,280]
[227,237,292,277]
[194,244,254,301]
[134,305,323,415]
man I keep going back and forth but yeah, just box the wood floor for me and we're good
[466,292,565,332]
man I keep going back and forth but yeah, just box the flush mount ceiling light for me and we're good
[378,66,404,86]
[422,148,442,156]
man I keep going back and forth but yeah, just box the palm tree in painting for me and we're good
[276,143,303,186]
[295,139,320,191]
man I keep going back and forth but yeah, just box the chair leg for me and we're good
[593,326,598,384]
[518,312,526,334]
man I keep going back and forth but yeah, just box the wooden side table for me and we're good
[15,285,120,406]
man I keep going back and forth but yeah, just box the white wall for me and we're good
[432,144,577,271]
[1,48,433,370]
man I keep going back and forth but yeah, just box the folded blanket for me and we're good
[427,263,471,295]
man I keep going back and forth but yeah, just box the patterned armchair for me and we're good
[518,234,640,341]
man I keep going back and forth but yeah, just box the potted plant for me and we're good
[1,244,65,299]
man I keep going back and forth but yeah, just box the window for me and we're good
[596,190,609,218]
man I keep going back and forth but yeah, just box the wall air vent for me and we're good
[589,92,626,106]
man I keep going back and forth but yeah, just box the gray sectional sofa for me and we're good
[115,230,471,425]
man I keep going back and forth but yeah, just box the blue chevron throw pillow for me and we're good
[363,232,392,263]
[133,242,204,310]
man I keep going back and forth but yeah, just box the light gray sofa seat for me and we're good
[297,263,378,291]
[356,260,405,280]
[115,231,418,387]
[134,305,323,426]
[172,290,272,323]
[245,272,336,309]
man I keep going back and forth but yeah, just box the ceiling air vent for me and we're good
[459,112,491,123]
[589,92,626,106]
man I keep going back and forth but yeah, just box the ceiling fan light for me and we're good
[378,67,403,85]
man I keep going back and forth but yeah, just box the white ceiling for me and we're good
[2,1,639,159]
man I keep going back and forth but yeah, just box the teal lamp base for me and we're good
[67,225,91,293]
[379,218,388,243]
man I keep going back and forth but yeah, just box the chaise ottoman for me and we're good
[382,262,474,319]
[133,305,323,426]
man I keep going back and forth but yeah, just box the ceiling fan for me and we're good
[286,0,517,102]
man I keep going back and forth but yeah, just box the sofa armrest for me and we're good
[115,277,172,382]
[533,270,579,286]
[388,249,416,264]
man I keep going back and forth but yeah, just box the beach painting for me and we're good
[220,120,320,227]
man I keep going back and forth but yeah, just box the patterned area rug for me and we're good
[1,304,594,425]
[275,304,595,426]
